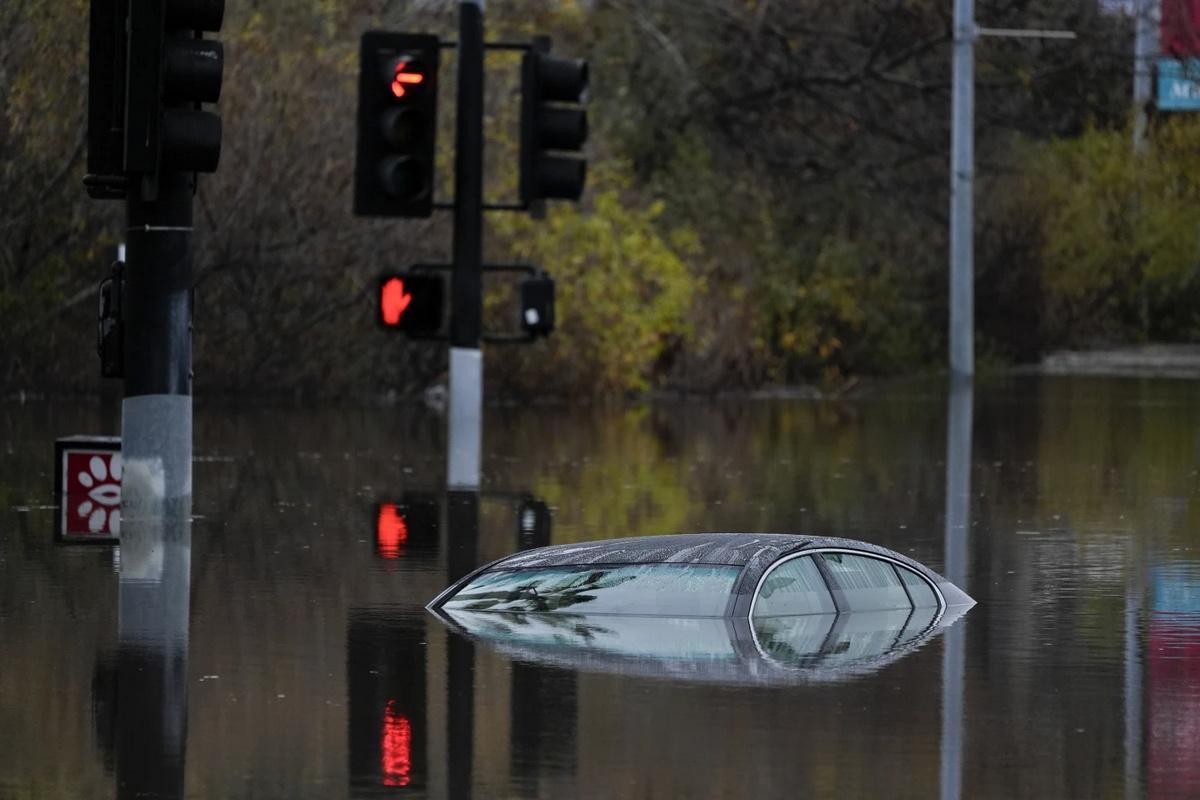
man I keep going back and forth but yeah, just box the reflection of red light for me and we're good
[391,61,424,97]
[380,278,413,326]
[377,503,409,559]
[381,700,412,787]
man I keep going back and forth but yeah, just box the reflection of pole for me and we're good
[1124,577,1143,800]
[445,489,478,799]
[115,500,191,799]
[940,378,972,800]
[949,0,975,378]
[447,0,485,490]
[447,632,475,800]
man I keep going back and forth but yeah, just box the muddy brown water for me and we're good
[1,376,1197,798]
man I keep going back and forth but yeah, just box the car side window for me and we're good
[819,553,911,611]
[752,556,836,618]
[896,565,939,608]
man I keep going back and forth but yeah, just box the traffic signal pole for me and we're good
[447,0,485,490]
[122,170,194,517]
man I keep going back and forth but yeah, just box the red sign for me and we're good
[61,449,121,540]
[1163,0,1200,57]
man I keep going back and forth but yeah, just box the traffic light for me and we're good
[124,0,225,181]
[355,32,440,217]
[378,273,445,335]
[520,47,589,203]
[519,274,555,337]
[86,0,127,197]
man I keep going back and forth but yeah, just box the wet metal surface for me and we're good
[2,376,1199,798]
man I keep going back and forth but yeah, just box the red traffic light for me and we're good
[380,277,413,326]
[389,59,425,98]
[376,272,445,335]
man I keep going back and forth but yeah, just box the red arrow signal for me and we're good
[391,60,424,98]
[380,277,413,326]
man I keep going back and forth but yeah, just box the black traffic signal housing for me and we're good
[86,0,128,198]
[520,45,589,204]
[519,274,555,337]
[355,32,440,218]
[124,0,225,188]
[378,272,445,335]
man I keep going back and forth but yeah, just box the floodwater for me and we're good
[1,376,1198,799]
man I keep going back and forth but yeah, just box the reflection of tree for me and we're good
[758,575,798,601]
[463,612,615,645]
[457,570,636,613]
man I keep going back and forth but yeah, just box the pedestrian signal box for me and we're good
[378,274,444,335]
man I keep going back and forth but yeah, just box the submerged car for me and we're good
[428,533,974,620]
[427,534,974,683]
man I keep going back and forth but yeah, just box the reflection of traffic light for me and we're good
[519,274,555,337]
[374,493,439,560]
[125,0,225,178]
[516,498,552,550]
[348,613,427,793]
[520,47,589,203]
[377,273,445,335]
[355,32,439,217]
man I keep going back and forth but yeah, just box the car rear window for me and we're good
[442,563,741,616]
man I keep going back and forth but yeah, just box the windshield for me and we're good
[442,563,741,616]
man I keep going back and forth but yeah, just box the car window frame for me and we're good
[749,548,946,621]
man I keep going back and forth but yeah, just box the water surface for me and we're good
[2,376,1198,798]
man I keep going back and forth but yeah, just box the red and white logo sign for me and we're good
[61,450,121,538]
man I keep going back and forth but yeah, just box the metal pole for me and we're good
[1133,0,1157,152]
[448,0,485,490]
[950,0,975,378]
[122,170,193,516]
[1123,572,1143,800]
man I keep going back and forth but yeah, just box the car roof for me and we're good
[428,532,969,615]
[492,532,811,569]
[491,532,940,576]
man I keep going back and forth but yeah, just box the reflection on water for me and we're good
[104,499,192,799]
[436,602,965,686]
[1,377,1199,798]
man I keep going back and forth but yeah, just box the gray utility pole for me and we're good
[949,17,1075,378]
[1133,0,1158,151]
[949,0,976,379]
[448,0,485,490]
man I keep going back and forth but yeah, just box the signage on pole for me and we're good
[55,436,121,542]
[1157,58,1200,110]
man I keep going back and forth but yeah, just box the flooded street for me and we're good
[2,376,1199,798]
